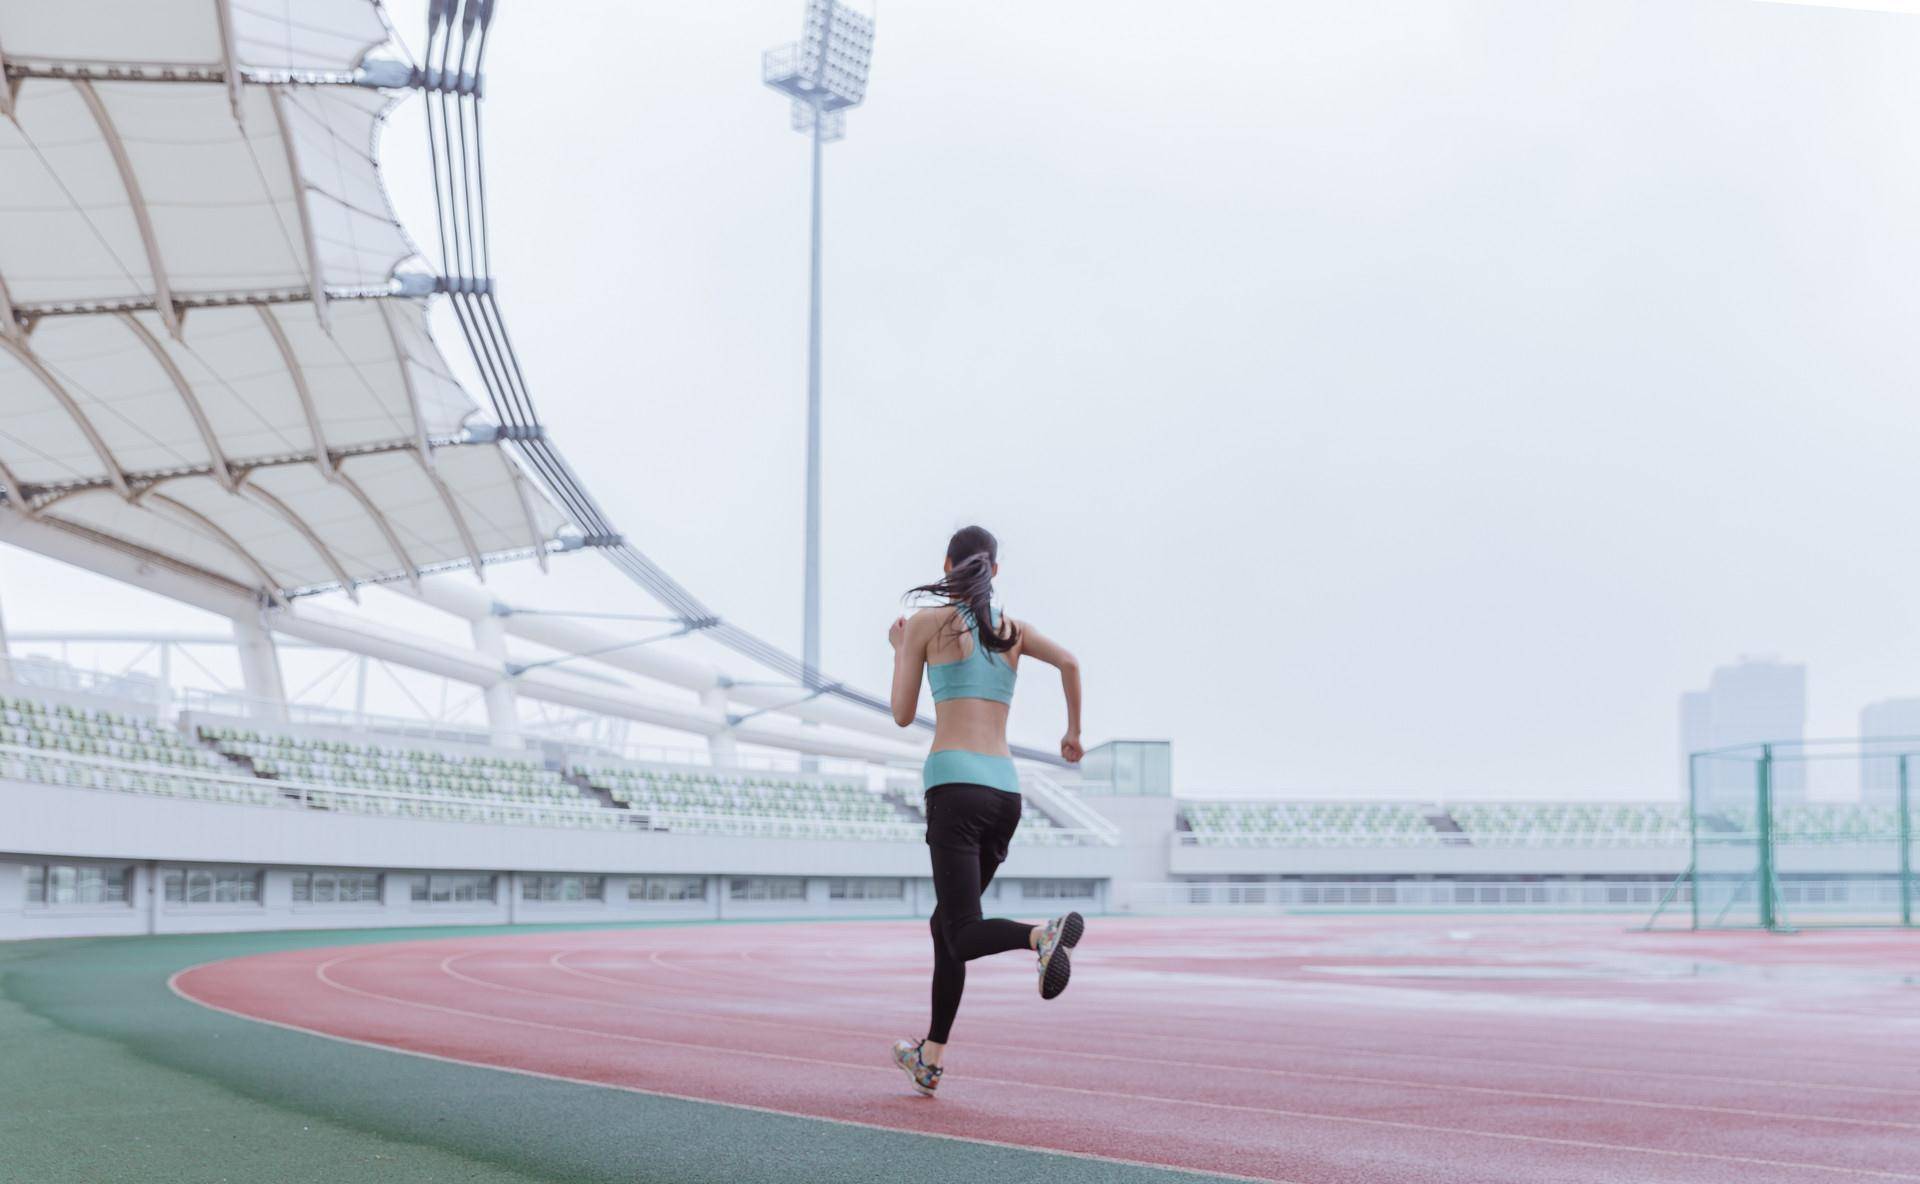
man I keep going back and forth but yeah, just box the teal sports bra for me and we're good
[926,604,1017,705]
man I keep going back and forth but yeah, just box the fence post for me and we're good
[1901,755,1914,929]
[1757,746,1776,931]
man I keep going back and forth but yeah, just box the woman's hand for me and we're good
[1060,733,1084,763]
[888,615,907,651]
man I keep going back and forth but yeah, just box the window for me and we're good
[827,878,904,901]
[727,876,807,903]
[21,863,129,908]
[162,868,260,907]
[521,875,605,902]
[292,871,382,905]
[1020,879,1096,901]
[629,876,706,902]
[409,874,496,904]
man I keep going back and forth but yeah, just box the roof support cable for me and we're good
[421,1,507,430]
[504,621,705,677]
[456,3,539,429]
[727,685,838,728]
[495,397,607,537]
[470,1,499,279]
[494,607,686,624]
[452,16,489,346]
[435,8,536,429]
[532,439,621,551]
[509,431,615,546]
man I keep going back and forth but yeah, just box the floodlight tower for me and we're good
[763,0,875,690]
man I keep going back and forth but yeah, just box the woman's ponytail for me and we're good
[904,526,1019,654]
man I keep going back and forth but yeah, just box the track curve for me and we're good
[172,916,1920,1184]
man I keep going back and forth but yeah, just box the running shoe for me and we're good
[890,1038,943,1096]
[1035,911,1085,1000]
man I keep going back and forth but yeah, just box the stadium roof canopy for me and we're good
[0,1,571,605]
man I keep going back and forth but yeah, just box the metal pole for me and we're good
[1900,754,1913,928]
[803,115,824,691]
[1757,746,1776,931]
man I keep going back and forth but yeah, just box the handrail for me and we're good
[0,742,631,824]
[632,806,1097,845]
[0,742,1102,844]
[572,751,877,790]
[1020,769,1122,845]
[176,690,505,747]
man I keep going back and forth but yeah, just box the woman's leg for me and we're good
[924,841,1035,1057]
[926,901,965,1052]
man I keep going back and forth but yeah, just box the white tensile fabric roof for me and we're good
[0,1,570,603]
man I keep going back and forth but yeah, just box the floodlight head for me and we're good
[790,103,847,143]
[763,0,875,136]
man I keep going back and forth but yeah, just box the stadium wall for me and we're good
[1167,841,1690,877]
[0,780,1112,940]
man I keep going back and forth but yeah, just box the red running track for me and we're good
[174,915,1920,1184]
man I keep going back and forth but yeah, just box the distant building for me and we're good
[1859,698,1920,804]
[1679,691,1712,797]
[1679,658,1807,805]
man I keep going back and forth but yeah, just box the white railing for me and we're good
[0,742,635,830]
[1128,878,1675,913]
[175,690,504,748]
[564,738,878,778]
[572,751,884,792]
[1020,769,1122,845]
[1,658,160,703]
[1174,828,1689,849]
[0,743,1102,844]
[628,809,919,842]
[626,807,1098,846]
[1175,830,1450,849]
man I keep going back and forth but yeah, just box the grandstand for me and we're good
[1177,799,1692,849]
[0,650,1752,941]
[3,655,1758,938]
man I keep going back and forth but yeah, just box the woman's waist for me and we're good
[924,746,1015,763]
[922,749,1021,795]
[927,715,1011,760]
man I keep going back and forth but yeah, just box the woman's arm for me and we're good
[888,611,931,727]
[1015,621,1083,762]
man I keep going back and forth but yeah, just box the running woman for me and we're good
[886,525,1085,1096]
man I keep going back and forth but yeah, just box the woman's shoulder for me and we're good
[907,604,960,632]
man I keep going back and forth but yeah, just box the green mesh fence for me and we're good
[1679,739,1917,930]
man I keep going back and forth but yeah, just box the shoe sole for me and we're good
[1039,912,1085,1000]
[1059,911,1085,950]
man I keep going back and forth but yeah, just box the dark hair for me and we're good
[905,525,1019,654]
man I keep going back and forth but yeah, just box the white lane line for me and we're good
[165,956,1287,1184]
[549,944,1920,1101]
[275,948,1920,1181]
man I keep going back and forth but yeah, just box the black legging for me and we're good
[924,783,1033,1044]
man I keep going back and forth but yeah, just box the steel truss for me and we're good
[415,0,1063,764]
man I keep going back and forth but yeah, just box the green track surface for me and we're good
[0,925,1235,1184]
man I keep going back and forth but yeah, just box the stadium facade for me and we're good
[3,672,1718,942]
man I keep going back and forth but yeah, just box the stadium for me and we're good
[2,2,1916,1183]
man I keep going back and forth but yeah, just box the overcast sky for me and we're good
[8,0,1920,799]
